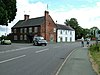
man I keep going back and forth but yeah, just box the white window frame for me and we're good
[54,28,56,32]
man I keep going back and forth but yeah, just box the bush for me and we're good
[89,43,100,52]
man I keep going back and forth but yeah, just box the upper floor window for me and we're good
[14,29,16,33]
[66,31,67,34]
[34,27,38,33]
[24,28,27,33]
[29,27,32,33]
[20,28,23,33]
[60,30,62,34]
[54,28,56,32]
[70,31,72,35]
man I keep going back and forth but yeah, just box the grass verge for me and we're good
[89,43,100,75]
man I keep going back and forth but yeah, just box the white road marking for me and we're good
[54,46,60,48]
[0,47,33,54]
[55,49,76,75]
[0,55,26,64]
[35,48,49,53]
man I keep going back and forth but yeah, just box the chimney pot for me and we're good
[24,15,29,21]
[45,11,49,16]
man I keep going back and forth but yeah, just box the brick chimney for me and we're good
[45,11,49,17]
[24,14,29,21]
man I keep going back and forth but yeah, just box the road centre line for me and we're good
[0,46,33,54]
[35,48,49,53]
[0,55,26,64]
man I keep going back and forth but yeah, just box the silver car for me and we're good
[33,36,48,46]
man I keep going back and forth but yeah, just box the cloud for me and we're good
[2,0,47,36]
[50,3,100,29]
[96,2,100,7]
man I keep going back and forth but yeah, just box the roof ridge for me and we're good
[29,16,44,20]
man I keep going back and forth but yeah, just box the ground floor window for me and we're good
[65,37,67,42]
[70,37,72,42]
[20,35,23,40]
[60,37,62,42]
[24,35,27,40]
[14,35,17,40]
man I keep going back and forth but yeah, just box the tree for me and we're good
[65,18,79,28]
[64,18,82,39]
[98,30,100,34]
[0,0,17,26]
[81,28,90,38]
[90,27,99,38]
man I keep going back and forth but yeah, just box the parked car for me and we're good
[33,36,48,46]
[1,39,11,45]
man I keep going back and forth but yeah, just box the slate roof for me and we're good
[56,24,74,31]
[12,16,44,28]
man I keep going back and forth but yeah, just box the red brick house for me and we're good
[11,11,57,43]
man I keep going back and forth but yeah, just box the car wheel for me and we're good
[34,42,38,46]
[33,42,35,45]
[42,44,47,46]
[45,44,47,46]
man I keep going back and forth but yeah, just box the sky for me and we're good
[0,0,100,36]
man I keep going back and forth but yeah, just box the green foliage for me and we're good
[64,18,90,39]
[64,18,79,39]
[89,43,100,73]
[98,30,100,34]
[0,0,17,25]
[89,43,100,52]
[90,27,99,38]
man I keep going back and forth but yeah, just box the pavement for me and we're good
[56,46,98,75]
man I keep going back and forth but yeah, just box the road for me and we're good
[0,42,81,75]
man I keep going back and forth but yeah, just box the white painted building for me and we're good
[56,24,75,42]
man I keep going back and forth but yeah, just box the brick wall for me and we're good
[41,11,57,43]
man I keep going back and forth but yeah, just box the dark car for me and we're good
[33,36,48,46]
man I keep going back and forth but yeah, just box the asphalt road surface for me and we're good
[0,42,81,75]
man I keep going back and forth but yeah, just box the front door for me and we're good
[50,34,54,43]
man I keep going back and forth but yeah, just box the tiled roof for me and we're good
[56,24,74,31]
[12,16,44,28]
